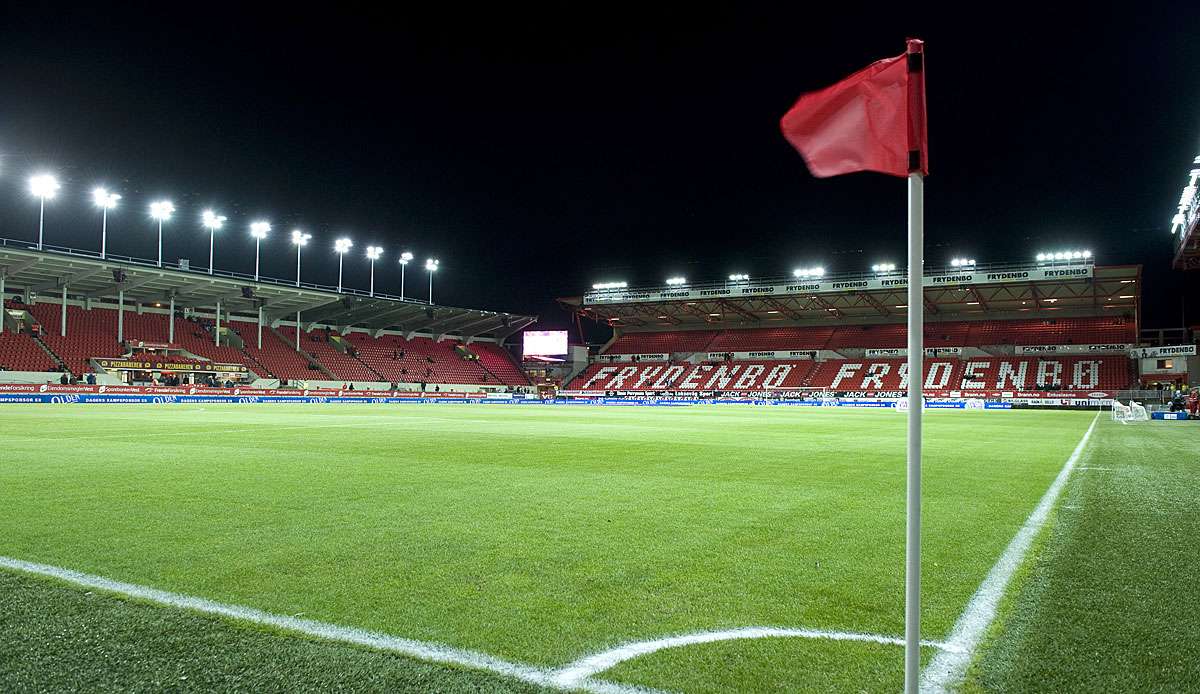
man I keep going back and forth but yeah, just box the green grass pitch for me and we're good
[0,403,1172,692]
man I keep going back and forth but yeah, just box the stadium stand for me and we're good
[27,304,121,375]
[344,333,529,386]
[241,327,321,381]
[0,331,59,372]
[569,355,1131,392]
[600,317,1136,355]
[604,330,719,354]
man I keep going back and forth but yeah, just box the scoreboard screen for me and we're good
[523,330,568,357]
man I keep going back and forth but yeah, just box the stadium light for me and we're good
[334,237,353,292]
[949,257,975,268]
[398,251,414,300]
[366,245,384,296]
[249,221,271,281]
[202,209,227,275]
[871,262,897,273]
[665,276,687,286]
[728,273,750,281]
[592,281,627,290]
[425,258,439,305]
[148,200,175,267]
[792,266,825,279]
[290,229,311,287]
[28,173,60,250]
[1036,249,1092,265]
[92,187,121,259]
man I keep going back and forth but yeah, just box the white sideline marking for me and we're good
[919,412,1099,694]
[551,626,958,688]
[0,556,655,694]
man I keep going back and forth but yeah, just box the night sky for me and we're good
[2,6,1197,342]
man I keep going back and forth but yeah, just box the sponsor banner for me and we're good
[705,350,818,360]
[0,394,490,405]
[864,347,963,358]
[94,358,248,373]
[583,265,1095,305]
[0,384,485,399]
[1129,344,1197,358]
[593,353,670,363]
[1015,343,1131,355]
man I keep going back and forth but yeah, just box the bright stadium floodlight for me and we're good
[202,209,227,275]
[249,221,271,281]
[92,187,121,259]
[148,200,175,267]
[29,173,61,250]
[949,257,975,268]
[1038,249,1092,265]
[665,276,687,286]
[592,281,627,290]
[366,245,384,296]
[872,262,897,273]
[291,229,311,287]
[399,251,414,300]
[334,237,353,292]
[792,266,825,279]
[728,273,750,281]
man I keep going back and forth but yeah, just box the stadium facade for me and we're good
[557,257,1199,407]
[0,239,536,396]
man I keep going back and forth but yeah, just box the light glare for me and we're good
[92,187,121,209]
[202,209,226,230]
[149,200,175,221]
[29,174,61,199]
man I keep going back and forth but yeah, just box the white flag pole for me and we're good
[904,169,924,693]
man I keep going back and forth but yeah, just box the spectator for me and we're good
[59,373,69,385]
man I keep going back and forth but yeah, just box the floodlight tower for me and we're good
[366,246,384,296]
[28,174,61,250]
[149,200,175,267]
[92,187,121,259]
[334,237,353,292]
[291,229,311,286]
[202,210,227,275]
[398,251,414,300]
[250,221,271,281]
[425,258,439,305]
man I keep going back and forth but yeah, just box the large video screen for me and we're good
[523,330,568,357]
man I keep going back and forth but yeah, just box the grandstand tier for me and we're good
[4,300,529,386]
[568,356,1131,392]
[601,317,1136,355]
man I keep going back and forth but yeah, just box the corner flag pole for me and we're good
[903,39,926,694]
[904,170,924,693]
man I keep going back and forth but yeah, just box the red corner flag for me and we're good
[781,39,927,178]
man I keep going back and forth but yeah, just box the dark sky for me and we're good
[2,6,1198,341]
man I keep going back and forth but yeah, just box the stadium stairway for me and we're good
[252,326,335,380]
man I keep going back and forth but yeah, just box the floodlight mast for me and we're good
[149,200,175,267]
[291,229,311,287]
[92,187,121,259]
[202,210,227,275]
[425,258,439,304]
[366,246,384,296]
[334,237,353,292]
[399,251,414,300]
[29,174,61,250]
[250,221,271,281]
